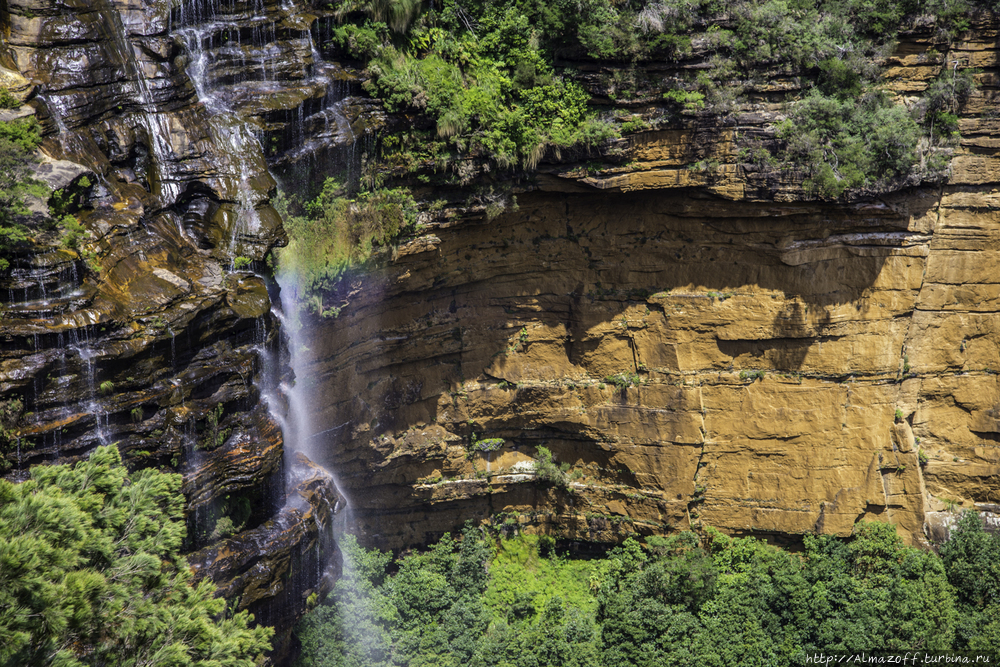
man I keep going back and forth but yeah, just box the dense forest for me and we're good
[295,518,1000,667]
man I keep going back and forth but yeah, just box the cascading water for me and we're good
[97,0,182,204]
[167,0,364,602]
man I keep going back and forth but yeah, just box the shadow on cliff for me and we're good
[296,185,937,545]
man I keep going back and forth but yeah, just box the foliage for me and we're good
[663,89,705,113]
[0,87,22,109]
[0,397,25,470]
[533,445,570,488]
[472,435,505,452]
[294,526,491,667]
[0,445,273,665]
[207,495,253,542]
[198,403,230,451]
[295,518,1000,667]
[334,0,423,33]
[604,373,640,388]
[365,44,612,169]
[939,511,1000,649]
[294,528,599,667]
[330,0,619,169]
[0,119,94,269]
[776,89,924,198]
[273,180,420,315]
[327,19,392,59]
[0,118,45,270]
[320,0,987,196]
[0,116,42,153]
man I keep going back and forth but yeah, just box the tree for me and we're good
[0,445,273,666]
[939,511,1000,648]
[0,118,46,270]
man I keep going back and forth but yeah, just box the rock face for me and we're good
[0,0,363,659]
[6,0,1000,660]
[293,21,1000,550]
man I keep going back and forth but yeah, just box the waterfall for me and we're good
[98,0,182,204]
[166,0,357,598]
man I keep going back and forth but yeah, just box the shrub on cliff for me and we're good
[325,0,988,196]
[777,89,923,197]
[274,179,420,316]
[0,117,95,270]
[365,35,613,168]
[0,445,273,666]
[0,118,45,269]
[533,445,570,488]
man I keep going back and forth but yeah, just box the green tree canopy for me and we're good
[0,445,273,666]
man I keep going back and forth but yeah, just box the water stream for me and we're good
[168,0,356,589]
[98,0,182,204]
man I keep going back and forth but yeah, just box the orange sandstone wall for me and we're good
[296,24,1000,549]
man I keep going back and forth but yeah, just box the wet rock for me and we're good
[1,0,357,657]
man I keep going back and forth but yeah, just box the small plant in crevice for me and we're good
[0,398,24,470]
[99,380,114,396]
[894,408,904,423]
[739,369,766,382]
[208,494,253,542]
[0,88,21,109]
[604,373,640,389]
[198,403,231,451]
[919,449,929,467]
[472,434,505,453]
[507,327,529,355]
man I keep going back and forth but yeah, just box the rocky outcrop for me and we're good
[6,0,1000,659]
[291,20,1000,550]
[0,0,361,659]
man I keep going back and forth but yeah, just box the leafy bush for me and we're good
[472,435,505,452]
[274,180,420,315]
[776,89,923,197]
[604,373,640,388]
[533,445,569,488]
[0,118,45,270]
[366,42,612,169]
[0,87,21,109]
[0,446,273,665]
[0,398,24,470]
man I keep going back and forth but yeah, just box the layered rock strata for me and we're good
[295,21,1000,549]
[0,0,360,658]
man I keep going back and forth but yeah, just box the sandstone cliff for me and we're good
[293,19,1000,550]
[4,0,1000,661]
